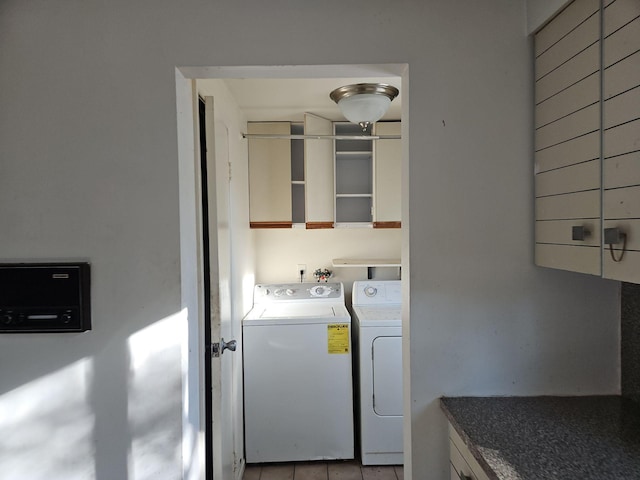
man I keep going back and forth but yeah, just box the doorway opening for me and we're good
[176,64,409,480]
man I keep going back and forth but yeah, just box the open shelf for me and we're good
[332,258,401,267]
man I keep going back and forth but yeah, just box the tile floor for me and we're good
[243,461,403,480]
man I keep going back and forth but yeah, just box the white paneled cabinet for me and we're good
[333,121,402,227]
[304,113,334,228]
[534,0,601,276]
[534,0,640,283]
[248,120,401,229]
[374,122,402,227]
[602,0,640,282]
[448,424,491,480]
[248,122,293,228]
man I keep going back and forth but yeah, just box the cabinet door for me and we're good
[534,0,601,275]
[304,113,334,228]
[449,424,491,480]
[247,122,292,227]
[602,4,640,282]
[374,122,401,227]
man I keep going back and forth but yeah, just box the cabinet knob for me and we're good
[572,225,590,241]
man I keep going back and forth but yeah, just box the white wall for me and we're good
[0,1,620,480]
[526,0,571,33]
[253,227,402,300]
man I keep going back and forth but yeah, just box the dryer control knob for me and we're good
[364,286,378,297]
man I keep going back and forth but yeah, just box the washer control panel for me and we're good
[254,282,343,303]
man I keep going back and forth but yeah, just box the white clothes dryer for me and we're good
[243,282,354,463]
[352,280,403,465]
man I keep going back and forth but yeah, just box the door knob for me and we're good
[221,338,237,353]
[211,338,237,357]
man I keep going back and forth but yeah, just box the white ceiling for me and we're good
[197,76,402,123]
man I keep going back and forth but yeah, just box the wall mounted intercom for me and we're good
[0,263,91,333]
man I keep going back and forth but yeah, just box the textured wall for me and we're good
[0,1,622,479]
[526,0,571,33]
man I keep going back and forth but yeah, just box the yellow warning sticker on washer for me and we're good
[327,324,350,354]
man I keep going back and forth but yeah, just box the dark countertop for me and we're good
[440,396,640,480]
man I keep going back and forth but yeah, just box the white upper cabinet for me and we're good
[333,121,402,227]
[248,119,402,230]
[247,122,292,228]
[602,0,640,282]
[534,0,601,276]
[304,113,334,227]
[534,0,640,284]
[374,122,402,227]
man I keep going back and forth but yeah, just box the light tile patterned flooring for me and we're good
[243,461,403,480]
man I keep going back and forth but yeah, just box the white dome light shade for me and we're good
[330,83,399,131]
[338,94,391,125]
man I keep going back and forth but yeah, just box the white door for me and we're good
[204,96,239,480]
[372,336,403,416]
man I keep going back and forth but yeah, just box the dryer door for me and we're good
[372,336,403,416]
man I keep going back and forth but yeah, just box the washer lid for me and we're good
[261,304,340,318]
[244,303,350,325]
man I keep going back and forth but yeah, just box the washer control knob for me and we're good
[311,285,330,297]
[1,313,14,325]
[286,288,295,296]
[61,312,73,324]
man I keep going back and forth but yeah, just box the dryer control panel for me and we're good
[352,280,401,306]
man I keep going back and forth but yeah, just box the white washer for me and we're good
[352,280,403,465]
[243,282,354,463]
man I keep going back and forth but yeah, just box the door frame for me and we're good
[198,96,215,478]
[175,63,410,480]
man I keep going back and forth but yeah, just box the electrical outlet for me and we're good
[297,264,306,282]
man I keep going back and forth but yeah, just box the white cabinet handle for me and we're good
[604,227,627,262]
[571,225,590,241]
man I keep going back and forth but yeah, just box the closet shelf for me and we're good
[332,258,401,268]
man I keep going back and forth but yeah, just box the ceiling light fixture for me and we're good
[330,83,399,131]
